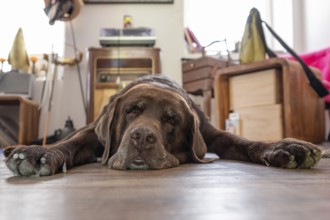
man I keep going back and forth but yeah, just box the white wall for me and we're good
[53,1,184,132]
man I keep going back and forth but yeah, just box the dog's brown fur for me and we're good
[4,75,322,176]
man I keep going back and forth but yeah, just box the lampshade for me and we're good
[44,0,83,25]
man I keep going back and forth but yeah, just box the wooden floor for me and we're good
[1,150,330,220]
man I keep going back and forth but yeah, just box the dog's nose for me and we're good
[131,127,157,150]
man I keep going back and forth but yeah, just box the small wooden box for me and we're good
[182,56,229,93]
[182,56,233,117]
[214,58,325,143]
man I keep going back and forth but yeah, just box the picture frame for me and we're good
[84,0,174,4]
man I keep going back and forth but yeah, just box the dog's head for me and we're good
[95,76,210,170]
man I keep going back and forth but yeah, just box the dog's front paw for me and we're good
[4,145,65,176]
[262,138,322,169]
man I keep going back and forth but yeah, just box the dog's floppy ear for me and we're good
[95,96,120,165]
[189,110,215,163]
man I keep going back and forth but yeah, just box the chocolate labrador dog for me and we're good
[4,75,322,176]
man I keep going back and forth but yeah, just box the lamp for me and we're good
[44,0,83,25]
[41,0,85,145]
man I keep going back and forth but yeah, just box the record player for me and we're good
[99,27,156,47]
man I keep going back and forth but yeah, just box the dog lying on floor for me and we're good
[4,75,322,176]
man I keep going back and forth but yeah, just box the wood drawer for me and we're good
[182,56,231,86]
[236,104,283,141]
[229,69,281,110]
[183,78,214,94]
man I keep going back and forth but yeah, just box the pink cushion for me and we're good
[285,47,330,102]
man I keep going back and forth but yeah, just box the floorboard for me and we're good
[1,149,330,220]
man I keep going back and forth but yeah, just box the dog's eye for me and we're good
[125,101,145,115]
[168,117,177,126]
[130,107,141,114]
[164,116,179,126]
[126,105,143,115]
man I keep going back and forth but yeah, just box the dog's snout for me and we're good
[131,127,157,150]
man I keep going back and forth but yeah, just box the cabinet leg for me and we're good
[203,90,212,118]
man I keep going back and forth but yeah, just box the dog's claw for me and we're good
[262,158,270,167]
[62,162,67,174]
[40,157,47,164]
[18,153,25,160]
[13,153,19,159]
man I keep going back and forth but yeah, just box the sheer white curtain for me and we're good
[0,0,64,71]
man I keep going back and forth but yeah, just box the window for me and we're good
[0,1,64,71]
[184,0,293,53]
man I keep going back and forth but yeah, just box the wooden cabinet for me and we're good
[86,47,161,123]
[214,58,325,143]
[0,96,39,147]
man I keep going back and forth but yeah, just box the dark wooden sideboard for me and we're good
[0,96,39,147]
[86,47,161,123]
